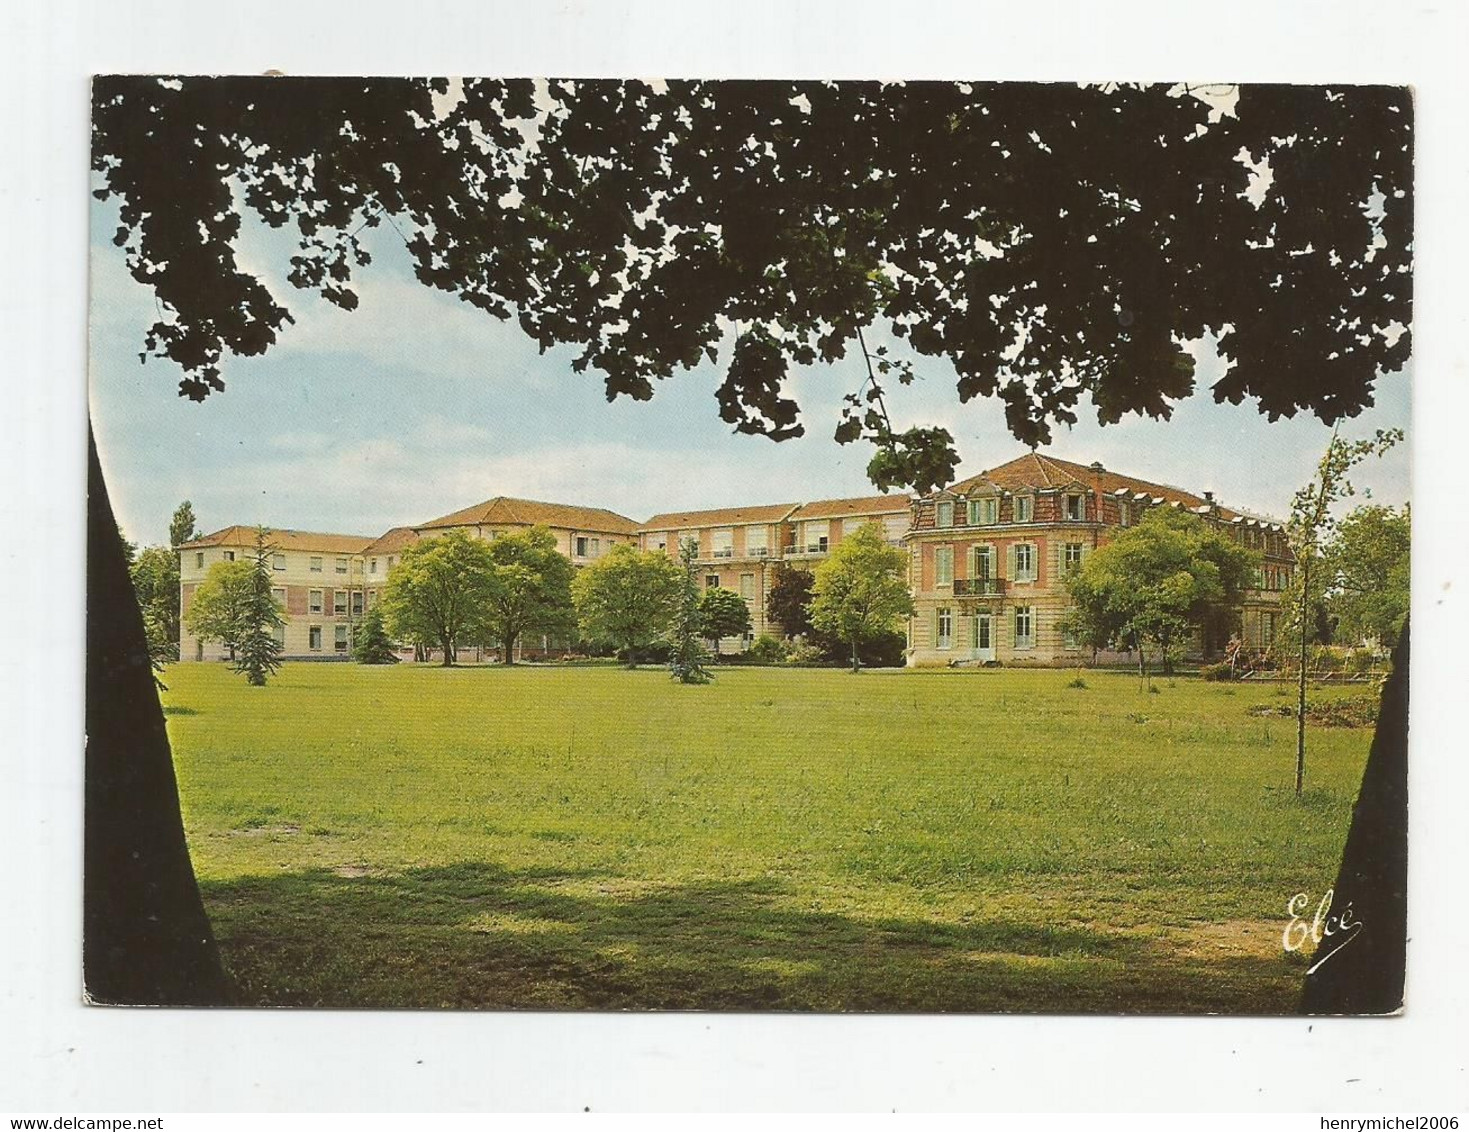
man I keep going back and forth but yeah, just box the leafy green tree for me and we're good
[129,544,182,661]
[183,558,257,657]
[669,539,713,684]
[352,604,399,664]
[698,586,753,656]
[183,528,284,685]
[482,526,575,664]
[766,562,815,638]
[1284,429,1402,794]
[808,523,914,673]
[381,529,497,666]
[1325,505,1410,651]
[1061,509,1259,685]
[92,78,1410,495]
[571,543,682,667]
[168,501,198,549]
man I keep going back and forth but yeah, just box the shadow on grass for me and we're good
[201,861,1301,1013]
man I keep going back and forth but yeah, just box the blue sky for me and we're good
[89,189,1412,549]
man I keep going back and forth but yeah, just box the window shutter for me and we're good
[1007,544,1017,581]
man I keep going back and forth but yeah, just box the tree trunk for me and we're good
[850,638,860,673]
[440,634,454,666]
[86,428,229,1004]
[1301,623,1408,1013]
[502,631,517,665]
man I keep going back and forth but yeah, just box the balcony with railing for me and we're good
[953,577,1005,597]
[783,539,830,558]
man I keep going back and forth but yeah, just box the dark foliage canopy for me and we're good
[92,78,1411,494]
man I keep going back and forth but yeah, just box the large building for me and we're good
[904,453,1292,666]
[178,454,1290,667]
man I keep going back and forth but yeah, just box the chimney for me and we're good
[1203,490,1215,505]
[1089,461,1104,472]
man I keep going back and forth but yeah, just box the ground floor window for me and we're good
[936,607,953,650]
[309,625,322,651]
[705,574,720,589]
[1262,611,1276,648]
[271,623,286,646]
[1013,605,1034,650]
[334,625,349,652]
[740,573,755,600]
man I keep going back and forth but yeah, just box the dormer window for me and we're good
[1064,493,1085,521]
[936,501,954,528]
[1014,496,1034,523]
[968,498,998,526]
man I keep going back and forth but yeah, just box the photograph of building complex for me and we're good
[87,76,1410,1014]
[179,452,1292,667]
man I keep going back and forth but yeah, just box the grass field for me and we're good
[161,662,1374,1013]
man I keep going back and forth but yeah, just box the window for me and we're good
[936,501,954,528]
[387,556,396,569]
[1262,612,1277,648]
[746,525,768,556]
[195,552,204,568]
[1013,543,1036,582]
[1065,494,1085,521]
[1061,623,1079,650]
[334,625,349,652]
[576,536,589,557]
[1064,543,1084,572]
[369,558,378,574]
[271,623,286,647]
[705,574,720,590]
[883,513,908,545]
[804,522,829,554]
[969,497,998,526]
[272,553,286,572]
[740,573,755,600]
[1014,605,1034,650]
[223,550,235,562]
[309,589,323,614]
[972,544,994,580]
[351,591,364,616]
[1119,501,1132,528]
[335,557,348,574]
[309,626,322,651]
[1014,496,1034,523]
[334,590,348,616]
[934,545,954,586]
[271,587,286,606]
[936,607,953,650]
[711,530,734,558]
[310,557,323,573]
[682,530,701,555]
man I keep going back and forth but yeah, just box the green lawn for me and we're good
[161,662,1374,1012]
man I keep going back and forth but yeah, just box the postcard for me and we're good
[85,76,1411,1015]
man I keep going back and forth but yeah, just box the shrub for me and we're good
[1199,662,1236,682]
[1066,675,1088,689]
[783,641,826,666]
[744,634,791,665]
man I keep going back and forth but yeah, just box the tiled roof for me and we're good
[945,452,1278,525]
[178,525,377,554]
[789,493,912,521]
[361,526,420,555]
[641,502,800,531]
[416,496,640,536]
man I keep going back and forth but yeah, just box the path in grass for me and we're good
[162,663,1373,1011]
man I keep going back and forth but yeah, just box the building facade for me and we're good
[178,455,1290,668]
[904,453,1293,667]
[637,494,913,652]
